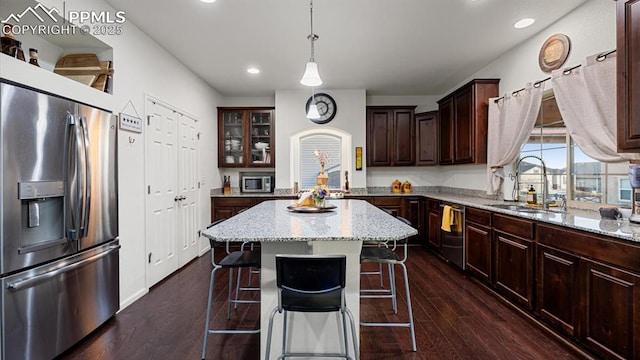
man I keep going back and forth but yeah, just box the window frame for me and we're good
[290,128,352,191]
[518,91,629,208]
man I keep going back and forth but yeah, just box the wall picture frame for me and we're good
[355,146,363,170]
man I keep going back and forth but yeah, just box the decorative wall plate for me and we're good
[538,33,571,72]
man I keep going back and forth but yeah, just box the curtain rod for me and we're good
[493,49,616,103]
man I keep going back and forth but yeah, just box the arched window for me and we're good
[290,128,352,191]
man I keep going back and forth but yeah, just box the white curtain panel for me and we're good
[551,52,639,162]
[486,84,544,195]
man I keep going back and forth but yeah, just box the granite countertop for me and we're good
[210,187,640,244]
[202,199,418,242]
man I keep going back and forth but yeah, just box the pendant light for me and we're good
[300,0,322,87]
[306,89,321,119]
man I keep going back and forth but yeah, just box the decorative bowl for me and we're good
[254,142,269,150]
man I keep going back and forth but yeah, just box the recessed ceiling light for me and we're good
[200,0,216,3]
[514,18,535,29]
[247,67,260,74]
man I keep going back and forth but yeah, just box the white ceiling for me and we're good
[103,0,588,97]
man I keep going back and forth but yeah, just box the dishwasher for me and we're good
[440,203,465,270]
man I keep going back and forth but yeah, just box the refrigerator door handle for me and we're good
[66,113,83,241]
[79,115,92,238]
[6,244,121,291]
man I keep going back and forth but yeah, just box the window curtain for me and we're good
[551,52,639,162]
[486,84,544,195]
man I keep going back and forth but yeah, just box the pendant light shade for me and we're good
[306,103,321,119]
[300,62,322,87]
[300,0,322,87]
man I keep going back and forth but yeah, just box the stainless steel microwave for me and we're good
[241,176,272,193]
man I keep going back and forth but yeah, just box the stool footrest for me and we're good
[207,329,260,335]
[360,321,411,328]
[360,294,393,299]
[275,352,354,359]
[230,299,260,304]
[360,289,392,293]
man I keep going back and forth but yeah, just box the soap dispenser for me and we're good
[526,185,537,205]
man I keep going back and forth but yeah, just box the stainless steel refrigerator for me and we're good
[0,80,119,360]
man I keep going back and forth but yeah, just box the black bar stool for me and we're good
[360,216,417,352]
[265,254,359,360]
[201,219,261,359]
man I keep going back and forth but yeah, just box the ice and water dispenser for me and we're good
[17,180,66,252]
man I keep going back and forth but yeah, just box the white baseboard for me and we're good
[118,288,148,313]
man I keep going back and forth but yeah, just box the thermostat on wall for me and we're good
[119,113,142,133]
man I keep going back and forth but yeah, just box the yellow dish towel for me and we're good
[451,210,462,233]
[441,205,452,232]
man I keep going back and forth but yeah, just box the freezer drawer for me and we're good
[0,240,120,360]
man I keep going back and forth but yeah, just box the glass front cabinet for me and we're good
[218,107,275,168]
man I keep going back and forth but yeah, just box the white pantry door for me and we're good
[176,113,199,267]
[145,100,199,287]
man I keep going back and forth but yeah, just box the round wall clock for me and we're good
[305,93,337,124]
[538,33,571,73]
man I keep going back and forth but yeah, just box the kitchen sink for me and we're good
[488,204,562,214]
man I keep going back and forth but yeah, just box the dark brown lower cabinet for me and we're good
[580,259,640,360]
[494,231,534,310]
[492,214,534,310]
[368,196,403,217]
[211,196,295,222]
[404,197,424,243]
[211,197,259,222]
[536,244,579,338]
[426,199,440,250]
[537,223,640,360]
[465,207,492,284]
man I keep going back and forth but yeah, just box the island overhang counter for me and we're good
[202,199,418,359]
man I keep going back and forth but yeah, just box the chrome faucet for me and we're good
[515,155,549,210]
[559,195,567,212]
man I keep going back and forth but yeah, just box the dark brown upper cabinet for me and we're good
[218,107,275,168]
[437,79,499,165]
[415,111,438,166]
[617,0,640,151]
[366,106,416,166]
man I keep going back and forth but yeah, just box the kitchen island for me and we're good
[202,199,417,360]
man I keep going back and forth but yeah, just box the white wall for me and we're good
[19,0,223,309]
[221,96,275,107]
[217,0,617,192]
[436,0,616,191]
[274,90,366,190]
[367,0,615,190]
[453,0,616,97]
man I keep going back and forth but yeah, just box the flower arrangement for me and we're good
[309,185,329,207]
[313,149,330,171]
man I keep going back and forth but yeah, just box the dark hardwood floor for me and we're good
[59,245,588,360]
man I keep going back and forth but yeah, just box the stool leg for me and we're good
[388,264,397,313]
[227,269,233,319]
[341,310,350,359]
[201,267,217,359]
[399,262,417,351]
[265,307,279,360]
[345,308,359,360]
[282,310,288,356]
[234,267,243,310]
